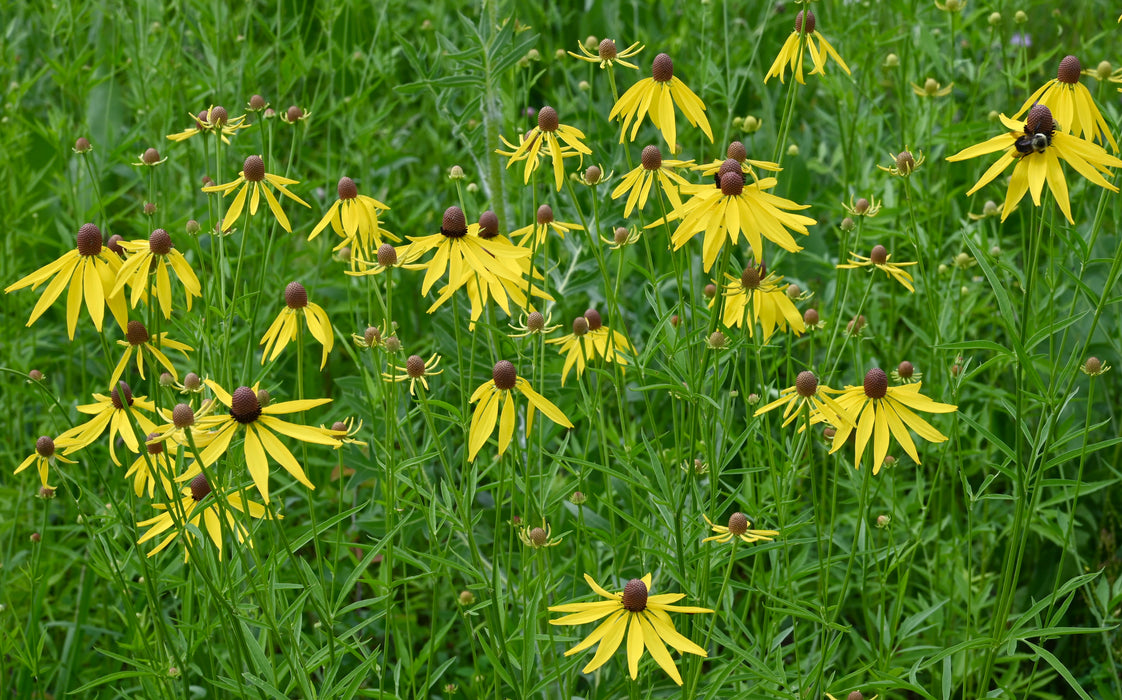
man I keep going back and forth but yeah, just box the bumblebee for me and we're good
[1013,119,1058,156]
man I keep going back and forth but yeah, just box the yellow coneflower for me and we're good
[755,370,856,430]
[111,228,202,318]
[702,512,779,545]
[836,245,918,293]
[510,204,584,248]
[308,176,400,268]
[202,155,310,232]
[56,382,158,466]
[610,53,713,154]
[547,309,635,385]
[165,105,249,144]
[467,360,572,462]
[1014,55,1117,150]
[109,320,193,388]
[714,264,806,342]
[500,106,591,191]
[5,223,128,339]
[260,282,334,370]
[946,105,1122,223]
[15,436,76,489]
[764,10,851,84]
[548,573,712,685]
[611,145,693,217]
[382,353,443,396]
[568,37,644,70]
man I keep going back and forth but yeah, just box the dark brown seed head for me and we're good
[641,145,663,170]
[536,204,554,225]
[795,9,816,33]
[741,266,761,289]
[189,473,212,502]
[36,436,55,458]
[721,171,744,196]
[1026,104,1054,135]
[337,176,357,200]
[1084,357,1102,374]
[478,211,499,238]
[527,311,545,332]
[406,354,425,378]
[622,579,648,611]
[796,370,818,397]
[652,53,674,82]
[895,151,915,173]
[847,314,866,335]
[728,512,749,535]
[230,386,263,423]
[77,223,103,256]
[111,382,134,410]
[537,106,559,133]
[285,281,308,309]
[583,165,602,185]
[208,106,228,126]
[441,206,468,237]
[286,105,304,122]
[870,245,888,265]
[149,228,172,255]
[172,403,195,428]
[143,202,157,216]
[331,421,347,432]
[804,308,820,326]
[598,38,618,61]
[492,360,517,390]
[897,361,915,379]
[718,158,743,179]
[364,326,381,345]
[377,244,397,267]
[249,94,267,110]
[1057,55,1082,84]
[201,175,215,188]
[704,283,717,298]
[727,141,748,162]
[183,372,202,391]
[529,527,547,546]
[584,309,603,330]
[107,234,125,256]
[243,155,265,182]
[126,320,150,346]
[863,368,888,399]
[146,432,163,455]
[196,110,210,127]
[142,147,161,165]
[614,227,630,245]
[572,316,589,336]
[854,197,870,214]
[74,137,92,153]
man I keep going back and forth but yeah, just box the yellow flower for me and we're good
[323,417,368,448]
[110,228,202,318]
[702,512,779,545]
[467,360,573,463]
[165,105,249,144]
[548,573,712,685]
[656,160,815,272]
[842,195,883,217]
[754,370,856,430]
[1013,55,1117,150]
[764,9,851,84]
[609,52,713,154]
[202,155,310,232]
[56,382,158,466]
[911,77,954,97]
[499,106,591,191]
[124,433,175,499]
[714,264,806,342]
[547,309,635,386]
[308,176,400,269]
[177,381,341,503]
[568,38,644,70]
[511,204,584,248]
[611,145,693,217]
[827,368,957,473]
[4,223,128,340]
[382,353,443,396]
[836,245,918,293]
[693,140,782,184]
[946,105,1122,224]
[15,436,76,489]
[137,474,272,561]
[110,320,193,388]
[406,206,531,302]
[260,282,334,370]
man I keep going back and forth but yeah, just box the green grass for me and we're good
[1,0,1121,698]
